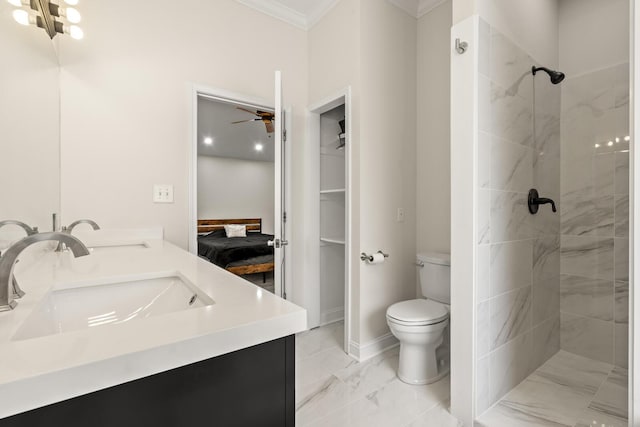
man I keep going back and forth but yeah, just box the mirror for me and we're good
[0,3,60,240]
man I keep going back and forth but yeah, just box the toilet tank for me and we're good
[417,252,450,304]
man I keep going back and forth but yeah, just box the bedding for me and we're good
[197,229,274,268]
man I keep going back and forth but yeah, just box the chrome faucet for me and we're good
[0,220,39,298]
[56,219,100,252]
[0,220,38,236]
[0,232,90,311]
[67,219,100,233]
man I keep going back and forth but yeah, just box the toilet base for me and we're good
[396,338,450,385]
[397,364,449,385]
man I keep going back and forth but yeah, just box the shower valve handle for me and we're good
[528,189,556,214]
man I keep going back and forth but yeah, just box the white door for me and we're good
[271,70,287,298]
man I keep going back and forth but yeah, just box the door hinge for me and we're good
[283,212,287,223]
[283,129,287,142]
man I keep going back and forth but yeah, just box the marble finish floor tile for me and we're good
[588,367,628,421]
[296,322,458,427]
[477,350,627,427]
[297,320,344,360]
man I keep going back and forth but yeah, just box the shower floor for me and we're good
[476,350,628,427]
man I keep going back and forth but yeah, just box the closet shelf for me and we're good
[320,188,346,194]
[320,237,346,245]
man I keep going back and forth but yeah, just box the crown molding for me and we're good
[387,0,419,18]
[306,0,341,29]
[387,0,449,18]
[417,0,449,17]
[234,0,307,30]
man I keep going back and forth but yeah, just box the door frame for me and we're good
[188,83,292,299]
[306,87,353,356]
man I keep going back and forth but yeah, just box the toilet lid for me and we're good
[386,299,449,325]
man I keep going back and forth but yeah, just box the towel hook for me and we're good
[455,38,468,54]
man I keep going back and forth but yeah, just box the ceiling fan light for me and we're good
[64,24,83,39]
[61,6,81,23]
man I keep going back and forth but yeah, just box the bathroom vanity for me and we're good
[0,237,306,426]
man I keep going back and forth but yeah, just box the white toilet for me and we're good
[386,252,450,385]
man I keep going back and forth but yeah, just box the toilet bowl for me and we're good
[386,252,451,385]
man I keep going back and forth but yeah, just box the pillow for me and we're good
[224,224,247,238]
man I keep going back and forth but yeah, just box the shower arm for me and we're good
[528,189,556,214]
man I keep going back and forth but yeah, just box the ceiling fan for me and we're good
[232,107,275,134]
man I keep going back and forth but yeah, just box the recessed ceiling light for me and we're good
[255,143,264,152]
[204,137,213,145]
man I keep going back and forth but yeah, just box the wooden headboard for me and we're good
[197,218,262,235]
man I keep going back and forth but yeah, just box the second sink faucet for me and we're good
[57,220,100,252]
[66,219,101,233]
[0,232,91,311]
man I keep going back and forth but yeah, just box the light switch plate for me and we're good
[153,184,174,203]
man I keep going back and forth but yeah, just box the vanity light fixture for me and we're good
[255,143,264,152]
[8,0,84,40]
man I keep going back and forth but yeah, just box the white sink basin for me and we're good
[12,274,214,341]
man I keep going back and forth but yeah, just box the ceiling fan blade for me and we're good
[231,119,259,124]
[236,107,259,117]
[265,121,275,133]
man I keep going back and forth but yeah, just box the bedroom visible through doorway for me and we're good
[195,96,276,293]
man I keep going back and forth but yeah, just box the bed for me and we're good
[197,218,275,277]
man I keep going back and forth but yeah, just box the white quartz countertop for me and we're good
[0,238,307,419]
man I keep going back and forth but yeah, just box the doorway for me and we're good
[306,88,353,356]
[189,83,291,299]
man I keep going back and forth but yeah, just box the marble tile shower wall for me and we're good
[559,62,629,369]
[475,19,561,416]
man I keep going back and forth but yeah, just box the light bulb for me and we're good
[64,0,78,4]
[204,137,213,145]
[66,25,83,39]
[12,9,29,25]
[63,7,81,23]
[255,143,264,152]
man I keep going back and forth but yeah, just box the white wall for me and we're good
[308,0,418,351]
[308,0,363,342]
[58,0,308,306]
[559,0,629,76]
[452,0,559,67]
[0,2,60,235]
[197,156,275,234]
[417,0,452,255]
[358,0,418,345]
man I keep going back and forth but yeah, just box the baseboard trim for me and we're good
[349,333,399,362]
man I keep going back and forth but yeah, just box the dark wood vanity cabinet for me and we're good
[0,335,295,427]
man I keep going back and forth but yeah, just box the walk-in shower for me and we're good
[472,2,630,424]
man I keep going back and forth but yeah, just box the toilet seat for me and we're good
[386,299,449,326]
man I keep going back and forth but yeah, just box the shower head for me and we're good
[531,66,565,84]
